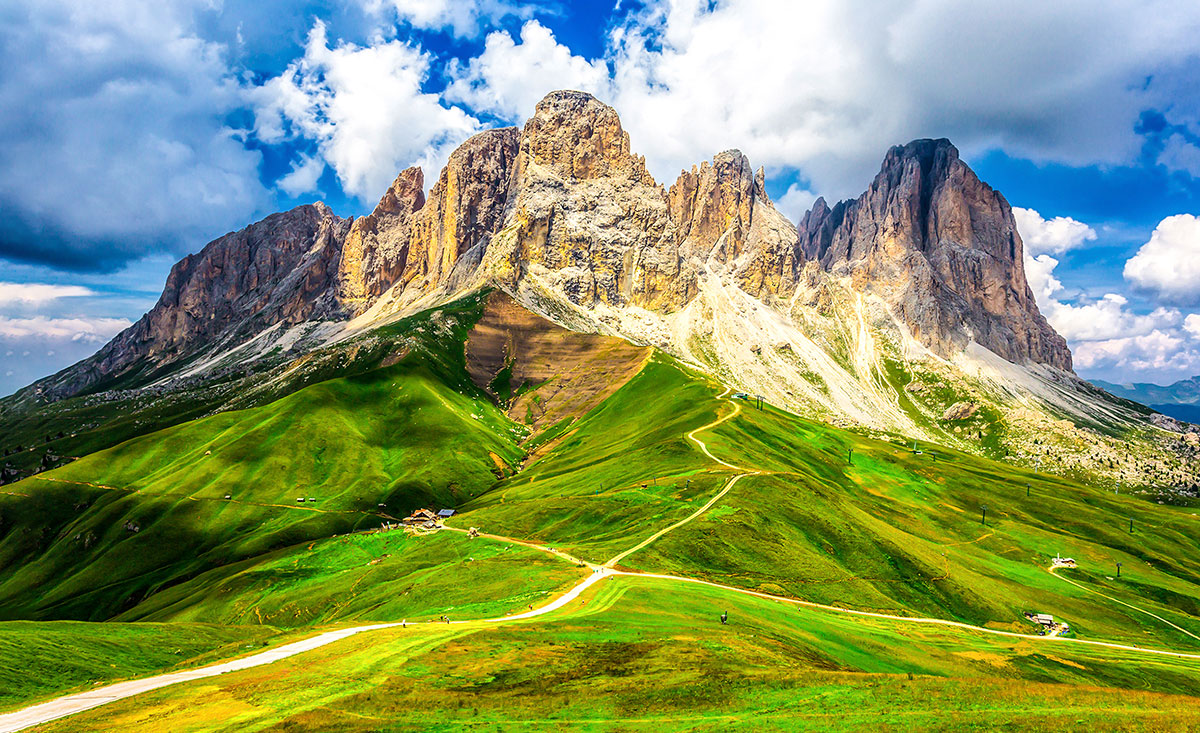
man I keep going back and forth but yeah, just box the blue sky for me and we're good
[2,0,1200,396]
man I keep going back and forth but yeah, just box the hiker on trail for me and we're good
[720,611,728,625]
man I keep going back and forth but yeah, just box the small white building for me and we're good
[1035,613,1054,626]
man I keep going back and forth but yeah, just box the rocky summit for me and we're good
[8,90,1196,491]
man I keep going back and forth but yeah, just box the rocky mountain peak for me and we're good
[519,90,654,184]
[335,167,425,312]
[31,202,352,400]
[401,127,521,295]
[797,137,1072,370]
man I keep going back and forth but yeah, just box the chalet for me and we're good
[1035,613,1055,627]
[438,509,456,519]
[402,508,439,527]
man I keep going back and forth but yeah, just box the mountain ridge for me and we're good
[5,90,1198,493]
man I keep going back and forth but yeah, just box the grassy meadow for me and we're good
[5,295,1200,728]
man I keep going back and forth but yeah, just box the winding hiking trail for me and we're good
[605,387,758,569]
[7,382,1200,731]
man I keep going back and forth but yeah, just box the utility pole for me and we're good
[1026,483,1030,498]
[981,505,988,525]
[848,448,853,466]
[1129,517,1134,533]
[1117,562,1122,578]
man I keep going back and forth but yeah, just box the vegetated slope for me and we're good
[465,291,651,433]
[0,621,280,712]
[453,356,1200,652]
[461,354,733,559]
[120,529,584,627]
[0,291,495,483]
[0,299,526,621]
[44,576,1200,732]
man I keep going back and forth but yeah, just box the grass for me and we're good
[0,621,282,712]
[9,297,1200,728]
[622,370,1200,651]
[36,575,1200,732]
[457,355,732,560]
[121,528,586,627]
[0,299,526,622]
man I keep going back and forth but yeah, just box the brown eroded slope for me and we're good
[465,291,650,434]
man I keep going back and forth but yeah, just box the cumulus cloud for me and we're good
[776,184,819,226]
[1124,214,1200,305]
[275,153,326,197]
[1187,314,1200,340]
[0,315,132,397]
[364,0,547,38]
[445,21,613,121]
[1012,207,1097,256]
[1025,244,1200,383]
[0,283,94,306]
[0,0,271,270]
[0,316,131,342]
[250,20,480,202]
[595,0,1200,195]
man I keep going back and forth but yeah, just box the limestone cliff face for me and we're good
[797,139,1072,370]
[479,91,679,308]
[24,91,1076,407]
[402,128,520,293]
[336,167,424,313]
[36,203,351,399]
[474,93,797,312]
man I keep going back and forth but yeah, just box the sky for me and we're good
[2,0,1200,396]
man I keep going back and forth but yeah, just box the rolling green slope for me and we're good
[39,576,1200,732]
[450,355,1200,653]
[0,307,525,621]
[121,529,585,627]
[9,296,1200,728]
[0,621,281,712]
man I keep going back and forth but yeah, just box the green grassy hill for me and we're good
[0,298,526,621]
[7,293,1200,729]
[37,575,1200,732]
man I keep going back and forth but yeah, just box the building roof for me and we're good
[437,509,456,517]
[1035,613,1054,624]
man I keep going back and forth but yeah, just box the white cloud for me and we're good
[249,20,480,201]
[276,153,326,197]
[1124,214,1200,305]
[1025,247,1200,383]
[1185,313,1200,340]
[0,0,271,268]
[1073,330,1200,381]
[1157,132,1200,176]
[445,21,613,121]
[364,0,545,38]
[593,0,1200,196]
[0,315,131,342]
[776,184,819,226]
[1012,207,1097,256]
[0,282,94,306]
[1024,253,1066,311]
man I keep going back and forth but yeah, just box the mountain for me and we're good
[1092,375,1200,422]
[9,91,1200,728]
[3,90,1198,494]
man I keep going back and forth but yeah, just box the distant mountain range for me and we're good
[1091,376,1200,423]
